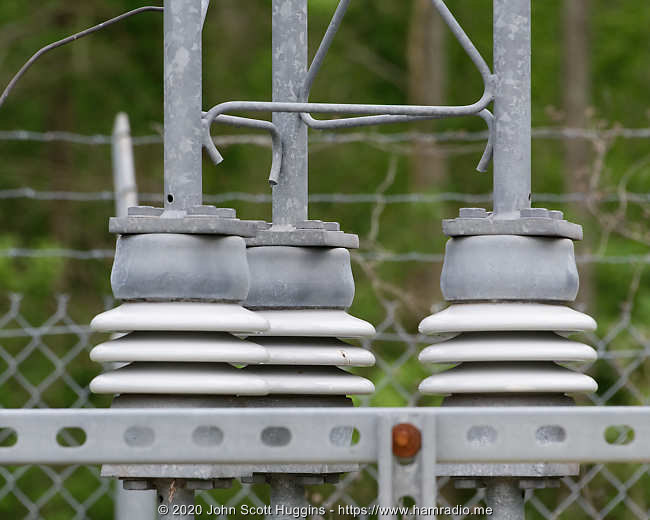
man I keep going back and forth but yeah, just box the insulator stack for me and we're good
[418,303,597,396]
[244,242,376,398]
[417,223,598,400]
[89,220,270,398]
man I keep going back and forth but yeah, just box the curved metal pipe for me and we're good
[202,114,283,185]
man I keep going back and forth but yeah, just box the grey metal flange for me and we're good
[442,207,583,240]
[109,206,260,236]
[245,221,359,249]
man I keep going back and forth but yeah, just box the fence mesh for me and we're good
[0,128,649,519]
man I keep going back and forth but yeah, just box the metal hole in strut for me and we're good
[466,425,497,446]
[535,425,566,445]
[329,426,361,447]
[0,427,17,447]
[56,427,87,447]
[261,426,291,447]
[192,425,223,447]
[604,425,635,446]
[124,426,155,447]
[167,193,174,203]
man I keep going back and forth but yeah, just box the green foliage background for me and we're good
[0,1,648,518]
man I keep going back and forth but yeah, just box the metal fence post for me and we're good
[111,113,138,218]
[111,111,157,520]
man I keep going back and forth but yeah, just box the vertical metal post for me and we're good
[164,0,203,210]
[116,484,156,520]
[111,112,157,520]
[489,5,530,518]
[493,0,531,217]
[485,479,525,520]
[271,0,309,225]
[266,3,309,514]
[267,476,307,520]
[155,480,195,520]
[112,113,138,217]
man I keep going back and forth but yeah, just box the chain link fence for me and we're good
[0,128,648,519]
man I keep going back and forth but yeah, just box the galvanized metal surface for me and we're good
[442,215,583,239]
[492,0,531,217]
[441,236,579,301]
[91,303,269,333]
[271,0,308,226]
[0,407,648,465]
[485,479,525,520]
[163,0,203,211]
[245,227,359,249]
[418,303,596,334]
[109,214,259,236]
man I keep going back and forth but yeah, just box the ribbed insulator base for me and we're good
[90,302,272,396]
[245,309,377,396]
[89,306,377,396]
[418,303,598,396]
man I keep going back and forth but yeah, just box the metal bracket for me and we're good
[0,407,648,466]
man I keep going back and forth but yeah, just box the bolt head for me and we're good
[392,423,422,458]
[520,208,549,218]
[296,220,325,230]
[127,206,163,217]
[187,206,237,218]
[459,208,487,219]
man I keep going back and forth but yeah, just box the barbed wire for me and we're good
[1,188,650,204]
[1,126,649,147]
[2,247,649,265]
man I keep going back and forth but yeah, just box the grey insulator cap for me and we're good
[111,233,250,302]
[441,235,579,302]
[245,246,355,309]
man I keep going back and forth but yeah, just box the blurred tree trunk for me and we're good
[563,0,593,311]
[406,0,447,319]
[408,0,446,187]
